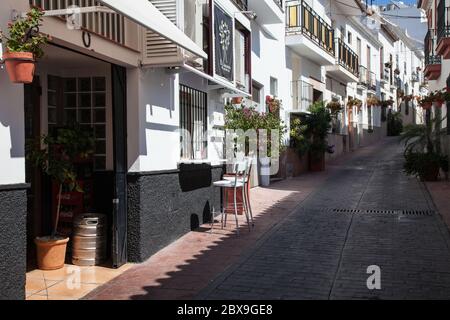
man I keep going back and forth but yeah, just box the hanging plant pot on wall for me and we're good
[0,7,48,84]
[2,52,36,84]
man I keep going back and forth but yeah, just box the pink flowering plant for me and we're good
[224,103,286,157]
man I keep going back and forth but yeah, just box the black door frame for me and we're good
[111,65,128,268]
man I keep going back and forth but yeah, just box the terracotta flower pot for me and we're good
[2,52,36,84]
[232,97,243,104]
[35,236,69,270]
[309,153,325,172]
[420,164,440,182]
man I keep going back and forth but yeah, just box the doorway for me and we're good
[24,45,128,271]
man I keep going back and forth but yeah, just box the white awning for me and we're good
[97,0,207,59]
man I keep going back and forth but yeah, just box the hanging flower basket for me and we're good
[2,52,36,84]
[366,96,380,107]
[0,7,48,84]
[326,100,342,115]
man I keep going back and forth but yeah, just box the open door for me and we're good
[111,65,128,268]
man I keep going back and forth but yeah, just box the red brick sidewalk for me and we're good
[425,180,450,228]
[85,142,388,300]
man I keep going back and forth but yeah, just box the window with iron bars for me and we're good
[179,84,208,160]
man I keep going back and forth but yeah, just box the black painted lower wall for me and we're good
[0,185,28,300]
[127,164,223,263]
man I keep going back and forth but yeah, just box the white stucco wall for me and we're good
[0,0,29,185]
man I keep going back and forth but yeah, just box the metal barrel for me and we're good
[72,213,107,266]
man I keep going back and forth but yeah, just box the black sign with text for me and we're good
[214,5,233,82]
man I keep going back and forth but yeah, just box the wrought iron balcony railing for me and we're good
[425,29,441,66]
[336,38,359,76]
[231,0,248,11]
[358,65,368,86]
[437,1,450,43]
[273,0,284,11]
[368,71,376,91]
[286,0,335,56]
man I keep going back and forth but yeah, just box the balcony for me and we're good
[249,0,284,24]
[411,71,420,82]
[381,67,390,85]
[368,71,376,92]
[29,0,130,47]
[325,38,359,84]
[291,80,313,112]
[232,0,248,11]
[425,29,442,80]
[285,0,335,66]
[358,65,368,88]
[436,2,450,59]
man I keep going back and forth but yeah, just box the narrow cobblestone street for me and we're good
[86,138,450,300]
[199,138,450,300]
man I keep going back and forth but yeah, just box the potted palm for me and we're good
[28,126,94,270]
[401,114,448,181]
[0,7,48,84]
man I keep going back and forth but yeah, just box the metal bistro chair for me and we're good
[211,160,251,234]
[224,157,254,228]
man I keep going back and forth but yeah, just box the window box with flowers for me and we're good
[0,8,49,84]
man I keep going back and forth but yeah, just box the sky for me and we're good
[371,0,417,4]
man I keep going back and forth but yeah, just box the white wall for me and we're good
[0,0,29,185]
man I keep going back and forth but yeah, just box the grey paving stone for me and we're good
[198,138,450,300]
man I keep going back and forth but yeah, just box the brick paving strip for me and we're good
[87,138,450,300]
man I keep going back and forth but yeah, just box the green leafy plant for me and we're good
[224,104,286,157]
[401,113,448,181]
[401,114,446,155]
[290,102,332,158]
[387,111,403,136]
[404,151,448,181]
[0,7,48,58]
[27,126,95,237]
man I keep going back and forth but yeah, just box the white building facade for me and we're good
[0,0,427,299]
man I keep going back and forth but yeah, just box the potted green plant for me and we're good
[0,7,48,84]
[27,126,94,270]
[401,114,448,181]
[292,102,331,172]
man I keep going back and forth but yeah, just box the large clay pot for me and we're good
[35,236,69,270]
[3,52,36,84]
[309,152,325,172]
[420,164,440,182]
